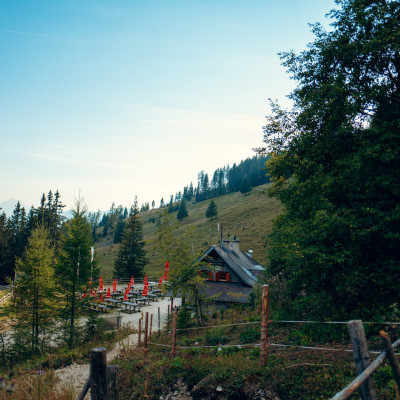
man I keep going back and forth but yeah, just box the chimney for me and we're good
[223,236,240,253]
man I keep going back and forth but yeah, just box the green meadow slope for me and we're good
[95,183,281,280]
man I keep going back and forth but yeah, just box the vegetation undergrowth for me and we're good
[114,304,399,400]
[0,322,135,400]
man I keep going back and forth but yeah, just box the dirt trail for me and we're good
[55,296,179,398]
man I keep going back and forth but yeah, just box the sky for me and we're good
[0,0,336,214]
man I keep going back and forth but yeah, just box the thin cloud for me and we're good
[0,29,65,39]
[24,150,138,171]
[107,101,261,122]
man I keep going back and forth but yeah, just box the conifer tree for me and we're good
[57,198,95,348]
[177,199,188,222]
[240,175,252,195]
[8,225,57,353]
[205,199,218,220]
[114,198,147,278]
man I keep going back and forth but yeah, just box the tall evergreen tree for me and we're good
[113,220,125,243]
[205,199,218,220]
[240,175,252,195]
[177,199,188,222]
[114,198,147,278]
[0,212,12,284]
[56,199,95,348]
[8,225,57,353]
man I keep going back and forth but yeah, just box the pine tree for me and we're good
[114,198,147,279]
[177,199,188,222]
[9,225,57,353]
[205,199,218,220]
[56,199,95,348]
[240,175,252,195]
[113,220,125,243]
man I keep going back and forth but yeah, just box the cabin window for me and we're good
[216,271,230,282]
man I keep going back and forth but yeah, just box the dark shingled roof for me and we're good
[199,243,265,288]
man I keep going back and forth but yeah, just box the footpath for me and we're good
[55,296,181,397]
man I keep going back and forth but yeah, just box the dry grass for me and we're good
[95,183,281,280]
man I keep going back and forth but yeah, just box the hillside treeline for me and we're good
[94,155,270,242]
[0,191,65,285]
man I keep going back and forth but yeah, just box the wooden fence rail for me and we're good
[330,321,400,400]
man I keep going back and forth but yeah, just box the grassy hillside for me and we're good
[95,183,281,280]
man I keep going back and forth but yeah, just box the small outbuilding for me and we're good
[198,237,265,306]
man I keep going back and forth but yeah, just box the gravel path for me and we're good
[55,295,180,398]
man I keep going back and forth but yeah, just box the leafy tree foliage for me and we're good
[259,0,400,319]
[156,211,207,324]
[205,199,218,220]
[114,198,147,278]
[177,199,188,222]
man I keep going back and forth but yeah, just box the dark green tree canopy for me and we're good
[260,0,400,319]
[205,199,218,220]
[239,175,252,195]
[114,198,147,278]
[177,199,188,222]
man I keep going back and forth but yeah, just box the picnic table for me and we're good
[104,298,122,308]
[89,302,110,312]
[120,301,141,313]
[135,297,151,306]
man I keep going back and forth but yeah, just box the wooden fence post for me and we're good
[158,307,161,337]
[348,320,377,400]
[144,312,149,355]
[106,365,119,400]
[90,347,107,400]
[172,308,178,358]
[150,314,153,340]
[380,331,400,394]
[138,318,142,344]
[167,305,170,327]
[261,284,269,366]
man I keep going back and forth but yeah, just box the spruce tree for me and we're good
[205,199,218,220]
[114,198,147,278]
[177,199,188,222]
[57,199,95,348]
[240,175,252,195]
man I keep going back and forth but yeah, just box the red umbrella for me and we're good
[94,289,98,298]
[99,277,104,291]
[82,288,87,298]
[142,285,148,296]
[130,276,134,286]
[123,289,128,301]
[99,293,104,302]
[106,288,111,298]
[158,277,163,288]
[112,278,117,292]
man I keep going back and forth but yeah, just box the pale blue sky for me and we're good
[0,0,335,213]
